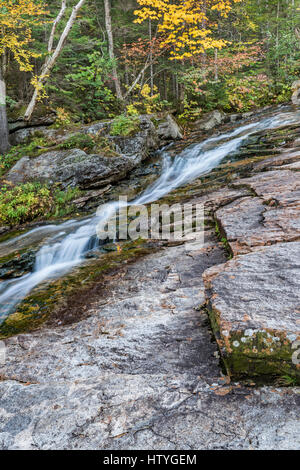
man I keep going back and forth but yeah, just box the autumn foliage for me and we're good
[134,0,241,59]
[0,0,47,72]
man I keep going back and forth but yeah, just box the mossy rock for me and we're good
[204,242,300,385]
[0,239,163,339]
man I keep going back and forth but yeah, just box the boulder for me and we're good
[156,114,183,141]
[111,116,159,155]
[204,242,300,382]
[241,111,254,119]
[9,126,58,146]
[291,80,300,90]
[6,150,137,189]
[193,110,226,131]
[291,79,300,105]
[229,114,243,123]
[5,116,159,190]
[8,104,56,134]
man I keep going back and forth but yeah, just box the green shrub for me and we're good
[0,183,82,226]
[110,114,140,137]
[220,74,274,112]
[93,136,118,157]
[53,187,81,217]
[58,133,95,151]
[0,183,52,225]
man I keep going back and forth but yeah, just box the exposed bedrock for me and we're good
[204,242,300,381]
[204,145,300,383]
[0,111,300,450]
[0,234,299,449]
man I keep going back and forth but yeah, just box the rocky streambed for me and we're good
[0,106,299,449]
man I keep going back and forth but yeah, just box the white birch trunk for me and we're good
[104,0,123,100]
[24,0,87,121]
[0,67,9,154]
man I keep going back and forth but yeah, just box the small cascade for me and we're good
[0,107,299,321]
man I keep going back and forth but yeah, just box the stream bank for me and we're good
[0,106,299,449]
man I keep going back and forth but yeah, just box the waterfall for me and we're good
[0,108,299,321]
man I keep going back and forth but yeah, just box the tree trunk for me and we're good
[123,59,150,100]
[24,0,87,121]
[104,0,123,100]
[214,48,219,81]
[149,19,154,96]
[0,67,9,154]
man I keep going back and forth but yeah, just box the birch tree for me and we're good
[24,0,87,121]
[104,0,123,100]
[0,56,9,154]
[0,0,46,154]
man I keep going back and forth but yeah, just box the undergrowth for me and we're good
[0,182,81,226]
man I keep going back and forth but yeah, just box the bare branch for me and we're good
[48,0,67,53]
[124,58,151,100]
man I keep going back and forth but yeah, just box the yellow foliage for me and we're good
[55,107,72,127]
[126,103,140,116]
[0,0,48,72]
[134,0,241,60]
[30,74,49,101]
[130,83,162,114]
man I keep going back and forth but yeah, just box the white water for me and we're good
[0,108,299,320]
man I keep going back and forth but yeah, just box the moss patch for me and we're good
[110,114,140,137]
[57,133,118,157]
[0,239,163,339]
[206,303,300,385]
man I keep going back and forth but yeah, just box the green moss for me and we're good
[110,114,140,137]
[0,228,27,244]
[0,246,33,266]
[57,133,95,151]
[214,220,233,259]
[207,304,300,385]
[150,117,160,128]
[56,132,119,157]
[0,238,161,339]
[7,104,27,121]
[276,375,298,387]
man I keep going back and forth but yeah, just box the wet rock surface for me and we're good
[0,234,299,449]
[0,250,37,279]
[0,109,300,449]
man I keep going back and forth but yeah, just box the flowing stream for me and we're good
[0,107,299,321]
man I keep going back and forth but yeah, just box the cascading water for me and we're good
[0,107,299,321]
